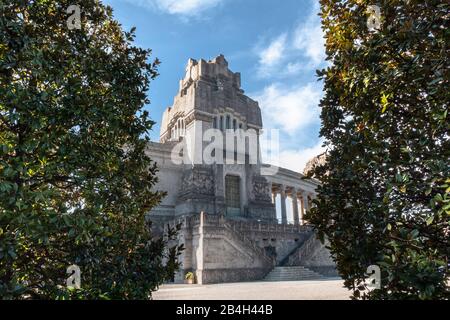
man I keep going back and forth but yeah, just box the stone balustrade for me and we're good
[226,219,312,234]
[179,212,314,232]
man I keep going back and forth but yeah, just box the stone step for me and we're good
[274,267,311,271]
[265,273,319,276]
[266,274,318,279]
[264,277,320,281]
[269,270,314,273]
[269,272,317,274]
[274,266,309,269]
[265,273,319,277]
[266,276,318,279]
[268,268,315,272]
[263,266,324,282]
[267,270,318,274]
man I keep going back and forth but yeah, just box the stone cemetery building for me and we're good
[147,55,336,284]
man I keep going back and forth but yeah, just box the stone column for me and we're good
[299,194,305,225]
[222,115,226,131]
[271,184,278,222]
[270,182,275,204]
[303,192,310,211]
[280,185,287,225]
[195,212,205,285]
[292,189,299,226]
[302,192,311,225]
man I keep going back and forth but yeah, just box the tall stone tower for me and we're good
[160,54,262,142]
[156,55,275,222]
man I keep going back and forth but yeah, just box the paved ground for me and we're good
[153,279,351,300]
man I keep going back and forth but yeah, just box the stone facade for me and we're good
[303,152,327,178]
[147,55,336,284]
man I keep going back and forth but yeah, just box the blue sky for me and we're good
[104,0,326,172]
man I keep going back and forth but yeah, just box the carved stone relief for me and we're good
[181,167,215,197]
[252,176,271,202]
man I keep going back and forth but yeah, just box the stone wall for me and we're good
[145,142,183,219]
[225,220,314,265]
[286,233,338,276]
[177,213,275,284]
[199,224,274,283]
[167,213,333,284]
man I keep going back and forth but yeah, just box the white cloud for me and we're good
[254,82,323,134]
[128,0,226,16]
[292,7,326,65]
[268,141,326,173]
[258,34,287,76]
[252,1,326,174]
[285,62,303,74]
[255,1,325,78]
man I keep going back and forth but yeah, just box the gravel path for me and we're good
[153,279,351,300]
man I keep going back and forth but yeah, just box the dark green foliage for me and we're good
[308,0,449,299]
[0,0,182,299]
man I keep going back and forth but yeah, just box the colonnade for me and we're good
[270,184,314,225]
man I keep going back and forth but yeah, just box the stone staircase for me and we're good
[223,221,275,267]
[263,266,324,282]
